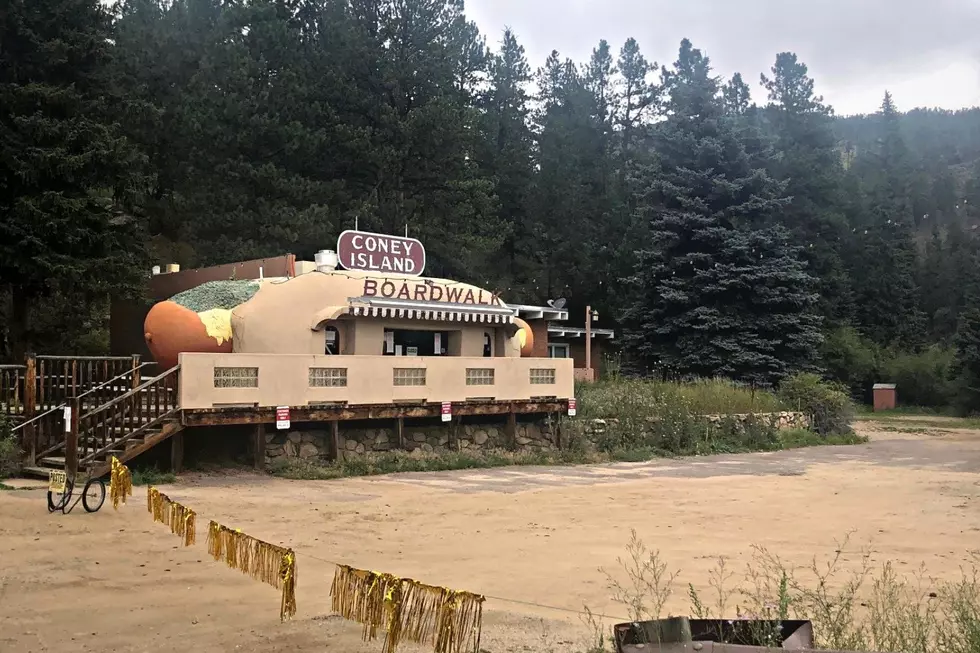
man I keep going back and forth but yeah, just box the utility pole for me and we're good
[585,306,597,381]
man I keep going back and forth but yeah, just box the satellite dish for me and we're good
[550,298,567,310]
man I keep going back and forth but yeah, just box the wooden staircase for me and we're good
[16,366,182,480]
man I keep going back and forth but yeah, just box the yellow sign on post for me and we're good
[48,470,67,494]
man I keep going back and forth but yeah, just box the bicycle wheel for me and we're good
[82,478,106,513]
[47,478,73,513]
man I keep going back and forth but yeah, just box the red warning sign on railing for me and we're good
[441,402,452,422]
[568,399,577,417]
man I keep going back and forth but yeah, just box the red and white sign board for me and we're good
[568,399,577,417]
[441,402,452,423]
[276,406,291,430]
[337,230,426,276]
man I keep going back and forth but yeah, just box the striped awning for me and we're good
[347,298,515,324]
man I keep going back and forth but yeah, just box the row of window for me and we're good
[212,366,557,388]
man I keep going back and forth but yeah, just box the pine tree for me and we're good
[0,0,148,357]
[622,40,821,385]
[722,72,752,116]
[479,29,535,292]
[760,52,852,326]
[953,253,980,414]
[849,92,926,347]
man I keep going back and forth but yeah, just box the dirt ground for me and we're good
[2,418,978,653]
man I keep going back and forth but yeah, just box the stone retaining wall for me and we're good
[264,419,556,466]
[263,411,808,467]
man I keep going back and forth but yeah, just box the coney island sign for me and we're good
[337,230,425,276]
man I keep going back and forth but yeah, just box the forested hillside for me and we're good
[3,0,980,410]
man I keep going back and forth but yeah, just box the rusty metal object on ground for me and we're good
[614,617,816,653]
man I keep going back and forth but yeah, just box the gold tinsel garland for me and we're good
[330,565,484,653]
[110,457,132,510]
[146,486,195,546]
[205,520,298,622]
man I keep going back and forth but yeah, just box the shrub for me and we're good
[821,326,883,401]
[881,345,956,409]
[778,373,854,435]
[0,415,22,478]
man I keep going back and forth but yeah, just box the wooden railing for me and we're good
[1,364,26,420]
[70,366,179,474]
[12,363,158,465]
[34,355,143,413]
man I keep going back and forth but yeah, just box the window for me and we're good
[483,333,492,357]
[393,368,426,386]
[309,367,347,387]
[214,367,258,388]
[529,368,556,385]
[384,329,450,356]
[324,326,340,355]
[548,344,570,358]
[466,368,495,386]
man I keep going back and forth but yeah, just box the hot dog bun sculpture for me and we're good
[143,280,259,369]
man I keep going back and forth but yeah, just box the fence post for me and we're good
[24,353,37,465]
[131,354,142,390]
[65,396,80,478]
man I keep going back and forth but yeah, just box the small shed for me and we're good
[872,383,897,412]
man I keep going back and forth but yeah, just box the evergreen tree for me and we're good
[0,0,147,357]
[953,252,980,414]
[722,72,752,116]
[478,29,535,292]
[760,52,852,326]
[622,40,821,385]
[849,92,926,347]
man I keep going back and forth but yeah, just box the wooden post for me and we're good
[171,431,184,474]
[131,354,142,390]
[253,423,264,471]
[505,405,517,450]
[65,396,79,478]
[396,416,405,450]
[330,420,340,461]
[585,305,592,381]
[24,354,37,465]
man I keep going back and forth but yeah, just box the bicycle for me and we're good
[47,469,106,514]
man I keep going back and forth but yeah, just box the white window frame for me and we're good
[548,343,570,359]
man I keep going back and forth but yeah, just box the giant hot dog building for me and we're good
[141,231,573,413]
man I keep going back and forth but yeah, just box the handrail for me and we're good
[79,366,178,420]
[12,362,154,433]
[0,364,25,370]
[35,355,137,361]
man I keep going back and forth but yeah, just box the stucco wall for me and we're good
[179,352,575,409]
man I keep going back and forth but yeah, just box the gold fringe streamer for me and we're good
[330,565,484,653]
[146,487,193,547]
[204,520,298,622]
[110,457,132,510]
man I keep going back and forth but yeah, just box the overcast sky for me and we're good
[464,0,980,116]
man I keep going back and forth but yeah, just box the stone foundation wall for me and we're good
[264,419,556,466]
[263,411,809,467]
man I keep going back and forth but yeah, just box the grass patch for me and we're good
[589,533,980,653]
[860,414,980,430]
[131,467,177,486]
[577,377,786,420]
[855,405,955,417]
